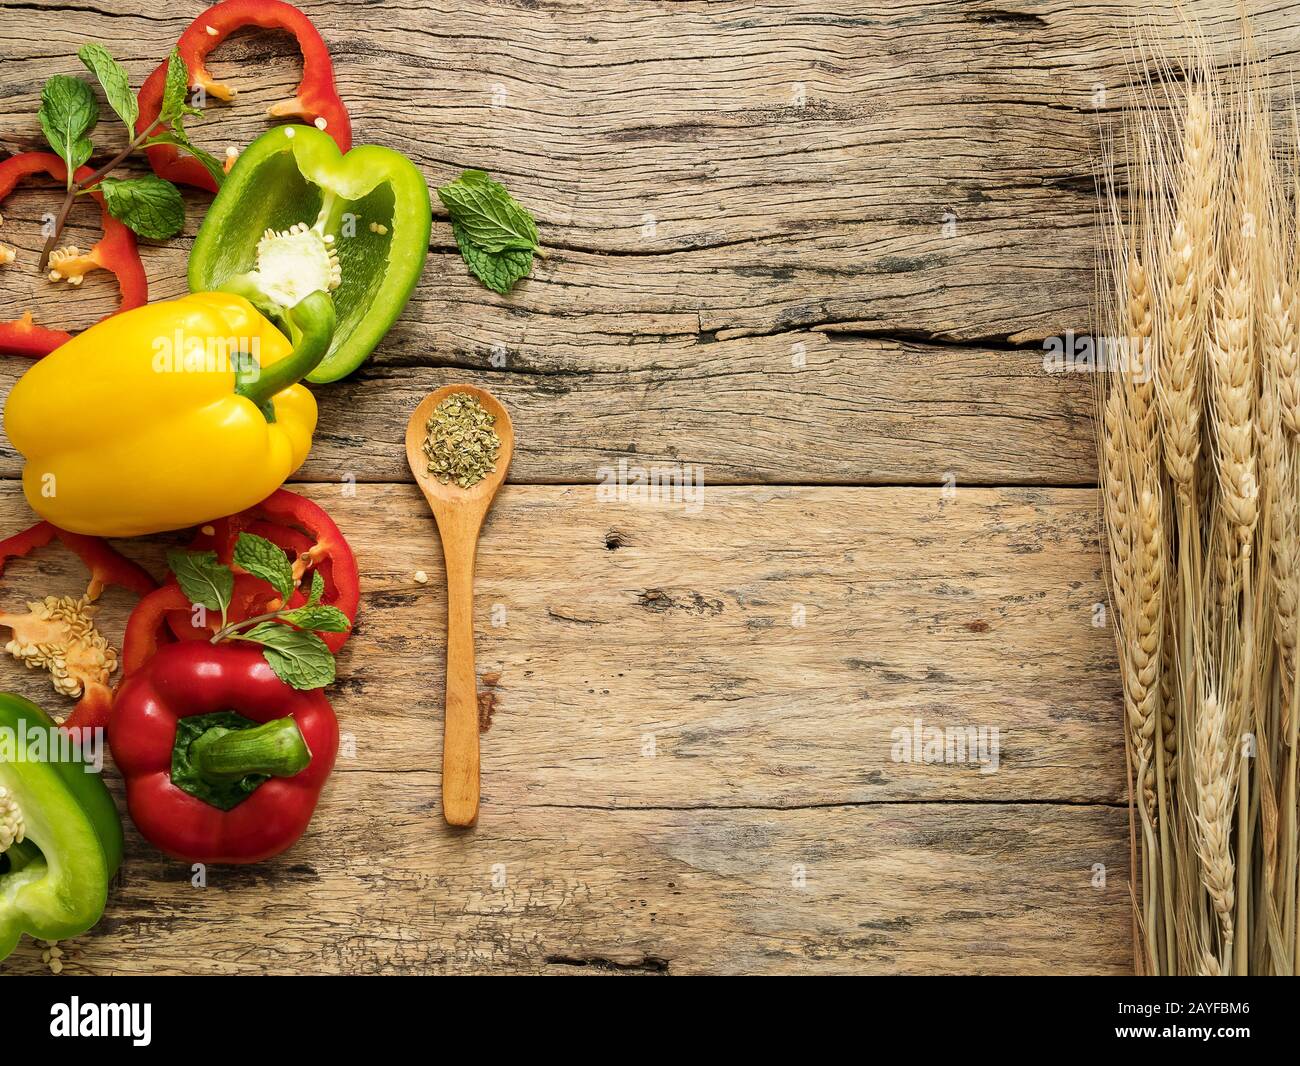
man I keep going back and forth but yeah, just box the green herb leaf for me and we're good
[38,75,98,176]
[98,175,185,239]
[451,220,533,294]
[280,604,352,634]
[77,44,138,131]
[159,49,200,124]
[167,549,233,614]
[437,170,539,253]
[307,571,325,606]
[233,532,295,600]
[241,623,336,690]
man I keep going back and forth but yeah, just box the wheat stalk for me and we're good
[1097,16,1300,974]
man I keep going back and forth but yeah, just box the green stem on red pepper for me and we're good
[188,716,311,781]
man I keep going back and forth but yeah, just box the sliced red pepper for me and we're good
[134,488,358,654]
[0,521,156,600]
[0,153,148,358]
[136,0,352,193]
[121,583,192,677]
[0,520,157,730]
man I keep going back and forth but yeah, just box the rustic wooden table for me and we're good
[6,0,1255,976]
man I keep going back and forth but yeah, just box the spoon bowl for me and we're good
[405,384,514,826]
[405,384,515,513]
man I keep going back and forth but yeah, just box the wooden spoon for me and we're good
[405,384,514,826]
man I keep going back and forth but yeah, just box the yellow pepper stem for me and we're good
[235,290,336,411]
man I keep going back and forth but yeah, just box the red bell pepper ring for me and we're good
[0,520,157,730]
[0,153,148,358]
[162,489,360,653]
[0,521,156,600]
[111,641,338,864]
[121,582,194,678]
[136,0,353,193]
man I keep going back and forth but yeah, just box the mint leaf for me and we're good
[233,532,295,600]
[241,623,335,690]
[159,49,199,124]
[78,44,138,130]
[39,75,98,177]
[307,571,325,606]
[452,220,533,294]
[280,604,351,634]
[437,170,539,253]
[167,549,233,614]
[98,175,185,239]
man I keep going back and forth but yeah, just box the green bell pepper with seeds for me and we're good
[188,124,431,383]
[0,694,122,962]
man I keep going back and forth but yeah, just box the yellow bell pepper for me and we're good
[4,290,335,537]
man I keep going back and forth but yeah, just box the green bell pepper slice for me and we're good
[188,124,431,384]
[0,693,123,961]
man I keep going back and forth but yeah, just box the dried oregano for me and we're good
[423,393,501,488]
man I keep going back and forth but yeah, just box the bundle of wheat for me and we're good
[1100,23,1300,975]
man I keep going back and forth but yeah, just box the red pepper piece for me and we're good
[0,522,156,600]
[136,0,352,193]
[121,582,193,678]
[0,153,148,358]
[0,520,157,730]
[160,489,359,652]
[111,641,338,864]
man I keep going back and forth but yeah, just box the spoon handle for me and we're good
[440,511,482,826]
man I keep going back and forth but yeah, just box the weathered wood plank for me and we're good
[2,0,1292,336]
[0,482,1125,806]
[4,0,1287,484]
[0,329,1096,485]
[0,777,1134,975]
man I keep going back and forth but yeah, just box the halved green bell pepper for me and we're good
[188,124,431,383]
[0,694,123,961]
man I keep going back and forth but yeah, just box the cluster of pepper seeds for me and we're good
[423,393,501,489]
[1,595,117,718]
[0,784,24,853]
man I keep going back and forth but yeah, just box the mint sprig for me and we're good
[167,549,233,617]
[167,532,351,691]
[33,46,223,269]
[237,623,336,690]
[159,49,200,125]
[438,169,544,294]
[233,531,295,600]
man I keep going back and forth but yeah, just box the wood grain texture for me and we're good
[6,0,1252,974]
[0,0,1211,485]
[0,482,1131,974]
[0,482,1125,807]
[1,780,1133,976]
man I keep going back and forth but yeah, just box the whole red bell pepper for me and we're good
[136,0,352,193]
[111,641,338,864]
[0,153,147,357]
